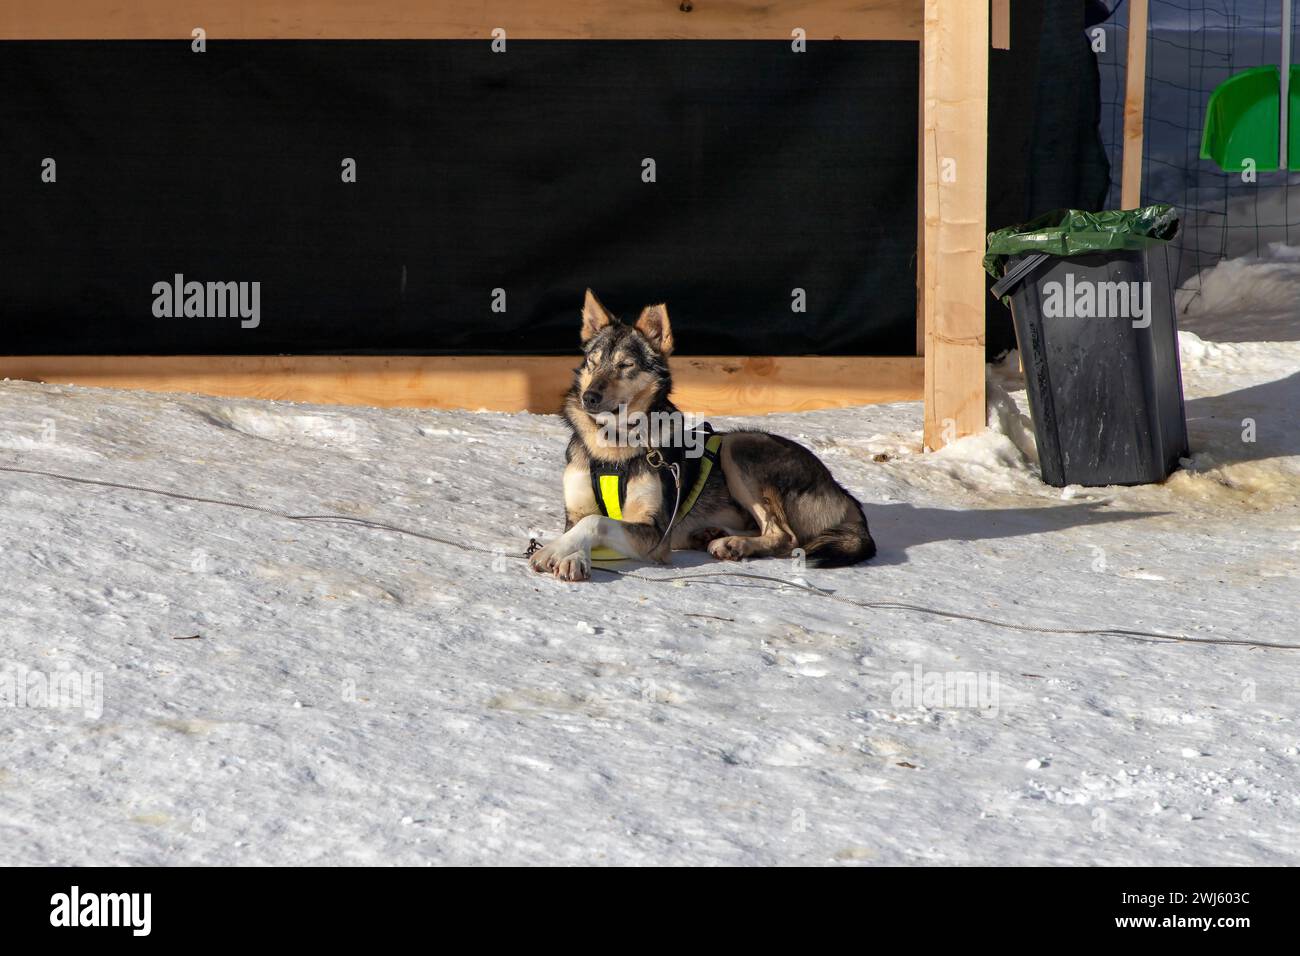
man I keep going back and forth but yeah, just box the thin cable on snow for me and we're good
[3,461,1295,653]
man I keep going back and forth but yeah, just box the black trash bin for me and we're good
[986,206,1190,487]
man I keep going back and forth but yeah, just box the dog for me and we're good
[528,290,876,582]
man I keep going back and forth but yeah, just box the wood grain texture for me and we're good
[0,355,923,414]
[0,1,922,40]
[921,0,987,449]
[1121,0,1148,208]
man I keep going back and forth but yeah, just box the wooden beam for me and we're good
[0,1,922,40]
[991,0,1011,50]
[0,355,923,415]
[921,0,988,450]
[1121,0,1149,208]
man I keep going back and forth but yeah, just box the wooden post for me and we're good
[922,0,989,450]
[1121,0,1149,208]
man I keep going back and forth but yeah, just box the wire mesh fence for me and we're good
[1096,0,1300,296]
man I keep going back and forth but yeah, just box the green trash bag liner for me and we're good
[983,205,1180,280]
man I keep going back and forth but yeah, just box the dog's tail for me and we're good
[804,497,876,568]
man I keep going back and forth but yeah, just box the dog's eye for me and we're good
[617,361,634,371]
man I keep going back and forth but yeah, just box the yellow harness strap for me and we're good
[590,434,723,562]
[597,474,623,520]
[679,434,723,517]
[591,475,625,559]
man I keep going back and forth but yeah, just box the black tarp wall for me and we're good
[1,20,1106,356]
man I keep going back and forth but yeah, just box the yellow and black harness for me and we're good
[589,425,723,559]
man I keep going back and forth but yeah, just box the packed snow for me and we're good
[2,254,1299,865]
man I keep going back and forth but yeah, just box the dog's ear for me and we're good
[634,304,674,356]
[581,289,614,343]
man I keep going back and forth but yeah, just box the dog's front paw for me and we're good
[529,545,558,574]
[708,536,752,561]
[552,551,591,582]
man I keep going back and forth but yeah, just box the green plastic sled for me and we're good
[1201,64,1300,173]
[1201,0,1297,172]
[1200,65,1281,172]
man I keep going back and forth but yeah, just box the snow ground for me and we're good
[3,259,1300,866]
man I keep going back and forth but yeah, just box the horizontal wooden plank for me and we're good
[671,355,922,413]
[0,1,922,41]
[0,355,923,414]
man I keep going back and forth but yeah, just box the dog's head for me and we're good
[569,289,674,419]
